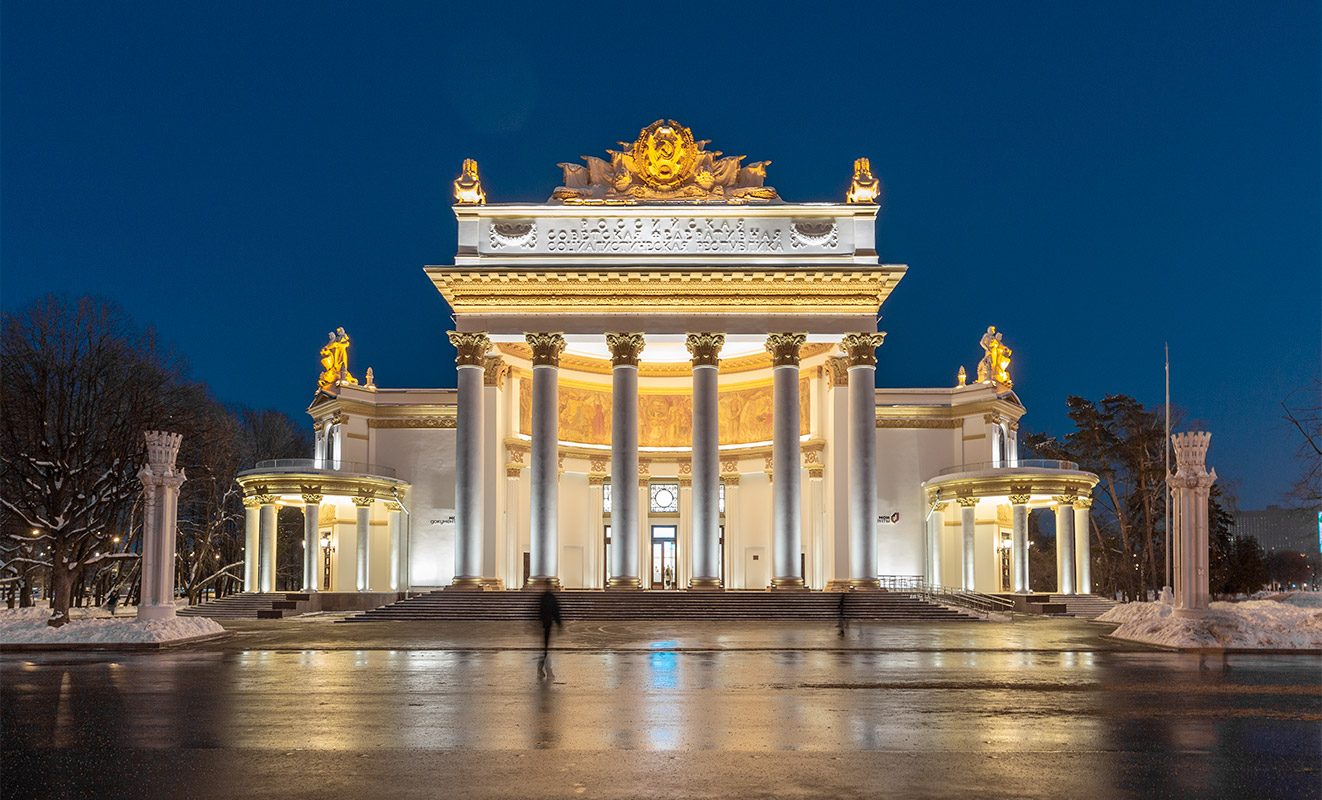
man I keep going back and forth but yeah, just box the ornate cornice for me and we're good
[877,418,963,429]
[606,333,646,367]
[448,331,491,367]
[686,333,725,367]
[368,416,457,429]
[766,332,807,367]
[840,332,887,367]
[526,332,567,367]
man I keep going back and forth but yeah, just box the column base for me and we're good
[844,578,883,591]
[605,577,642,590]
[771,577,808,591]
[136,604,177,622]
[479,577,505,591]
[688,577,723,591]
[524,577,561,590]
[824,580,853,592]
[445,577,486,592]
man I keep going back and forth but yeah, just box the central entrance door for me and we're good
[651,525,677,589]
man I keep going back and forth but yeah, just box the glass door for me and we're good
[651,525,677,589]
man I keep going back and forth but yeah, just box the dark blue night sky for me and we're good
[3,2,1317,509]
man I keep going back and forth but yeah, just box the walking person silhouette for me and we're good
[538,590,563,681]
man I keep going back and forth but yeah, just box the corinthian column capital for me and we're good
[606,332,646,367]
[765,332,807,367]
[685,332,725,367]
[525,332,566,367]
[840,332,887,367]
[448,331,491,367]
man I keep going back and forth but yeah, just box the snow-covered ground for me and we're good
[1097,593,1322,650]
[0,607,225,647]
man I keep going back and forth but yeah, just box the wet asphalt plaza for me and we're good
[3,618,1320,799]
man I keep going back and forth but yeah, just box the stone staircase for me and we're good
[343,590,980,623]
[1047,593,1119,619]
[178,592,311,619]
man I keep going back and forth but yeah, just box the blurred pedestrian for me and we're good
[106,591,120,617]
[836,591,847,637]
[538,590,563,680]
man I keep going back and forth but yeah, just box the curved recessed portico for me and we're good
[922,462,1100,595]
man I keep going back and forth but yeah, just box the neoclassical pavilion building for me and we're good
[237,120,1098,597]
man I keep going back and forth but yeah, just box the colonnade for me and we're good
[927,494,1092,594]
[243,494,405,593]
[448,330,888,590]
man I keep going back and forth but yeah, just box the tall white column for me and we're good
[767,333,807,589]
[526,333,565,588]
[258,498,277,593]
[688,333,724,589]
[387,501,403,591]
[1074,498,1093,594]
[138,431,185,621]
[1010,488,1031,593]
[243,498,260,592]
[1171,432,1216,617]
[607,333,644,589]
[354,496,372,591]
[302,491,322,592]
[1054,497,1076,594]
[842,333,885,588]
[958,497,977,590]
[927,502,946,586]
[448,331,490,589]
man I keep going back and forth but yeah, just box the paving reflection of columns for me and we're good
[1053,496,1076,594]
[958,497,977,590]
[1010,487,1031,593]
[302,490,322,591]
[927,501,946,586]
[354,496,373,591]
[243,497,260,592]
[526,332,566,589]
[688,333,724,589]
[387,501,403,591]
[258,496,277,593]
[1073,497,1093,594]
[606,333,644,589]
[766,332,807,589]
[842,332,885,589]
[449,331,490,589]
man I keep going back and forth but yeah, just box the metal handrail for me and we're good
[250,458,398,478]
[936,459,1079,476]
[880,575,1016,616]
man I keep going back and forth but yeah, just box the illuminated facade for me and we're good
[237,120,1098,595]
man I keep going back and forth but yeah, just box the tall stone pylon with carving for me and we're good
[1170,431,1216,618]
[138,431,186,621]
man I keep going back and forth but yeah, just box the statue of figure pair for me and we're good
[977,325,1013,387]
[317,327,357,393]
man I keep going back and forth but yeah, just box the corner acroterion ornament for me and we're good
[453,158,486,205]
[846,157,880,204]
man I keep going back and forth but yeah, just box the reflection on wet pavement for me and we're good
[3,620,1319,799]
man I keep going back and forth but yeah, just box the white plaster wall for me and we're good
[371,427,457,588]
[875,428,956,577]
[738,472,773,589]
[558,472,591,588]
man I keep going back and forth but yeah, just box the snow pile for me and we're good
[1097,598,1322,650]
[0,607,224,646]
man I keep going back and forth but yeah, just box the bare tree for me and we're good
[1283,379,1321,505]
[0,296,193,624]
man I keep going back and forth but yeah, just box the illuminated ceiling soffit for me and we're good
[494,341,836,377]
